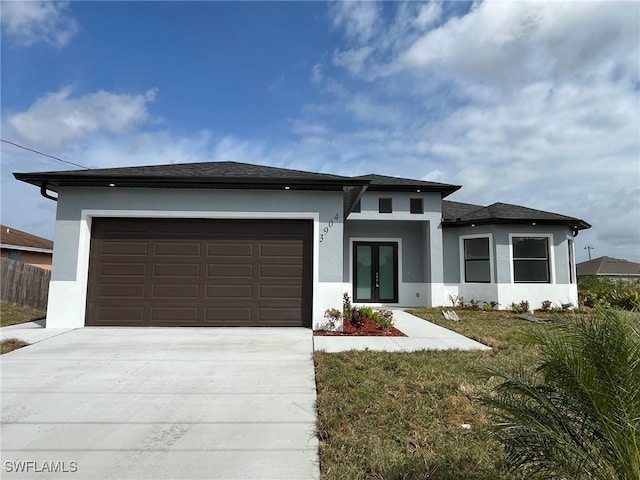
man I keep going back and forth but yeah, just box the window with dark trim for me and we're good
[410,198,424,214]
[513,237,550,283]
[464,237,491,283]
[352,200,361,213]
[378,198,392,213]
[8,250,21,262]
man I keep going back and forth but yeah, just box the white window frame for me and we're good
[567,235,576,284]
[459,234,494,284]
[509,233,555,284]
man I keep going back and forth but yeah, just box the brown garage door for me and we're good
[86,218,312,327]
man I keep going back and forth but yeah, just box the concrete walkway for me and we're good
[1,319,75,344]
[313,310,490,353]
[1,327,318,480]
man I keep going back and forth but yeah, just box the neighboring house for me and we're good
[0,224,54,270]
[576,256,640,283]
[14,161,590,329]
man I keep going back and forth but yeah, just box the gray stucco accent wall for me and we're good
[443,224,575,284]
[52,186,344,283]
[343,220,426,283]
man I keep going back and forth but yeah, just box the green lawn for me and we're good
[314,309,545,480]
[0,302,45,327]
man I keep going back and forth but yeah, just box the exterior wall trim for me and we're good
[71,209,320,327]
[458,233,495,284]
[508,232,556,284]
[348,236,403,304]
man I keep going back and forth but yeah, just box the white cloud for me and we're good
[329,1,380,43]
[1,0,78,47]
[7,87,158,149]
[305,1,640,261]
[392,1,639,85]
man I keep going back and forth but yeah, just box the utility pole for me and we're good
[584,245,594,261]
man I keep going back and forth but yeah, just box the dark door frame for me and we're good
[352,241,399,303]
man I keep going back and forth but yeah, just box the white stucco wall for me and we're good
[47,187,345,329]
[442,224,579,309]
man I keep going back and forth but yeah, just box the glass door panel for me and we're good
[355,244,373,300]
[353,242,398,303]
[378,245,396,301]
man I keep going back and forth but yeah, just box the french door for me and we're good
[353,242,398,303]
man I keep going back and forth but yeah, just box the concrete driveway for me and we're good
[1,328,319,479]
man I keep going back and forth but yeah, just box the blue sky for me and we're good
[1,1,639,262]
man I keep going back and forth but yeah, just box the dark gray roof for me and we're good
[14,161,460,195]
[354,174,460,196]
[442,200,590,231]
[576,256,640,277]
[14,161,365,192]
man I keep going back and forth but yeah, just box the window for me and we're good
[464,237,491,283]
[410,198,424,214]
[378,198,392,213]
[513,237,550,283]
[568,238,575,284]
[8,250,21,262]
[352,199,361,213]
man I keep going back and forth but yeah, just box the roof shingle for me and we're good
[0,225,53,250]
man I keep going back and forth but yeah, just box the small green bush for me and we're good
[579,276,640,311]
[541,300,553,311]
[511,300,530,314]
[358,306,375,319]
[323,308,342,330]
[349,308,366,332]
[373,309,394,331]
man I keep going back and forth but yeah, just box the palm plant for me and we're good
[483,309,640,480]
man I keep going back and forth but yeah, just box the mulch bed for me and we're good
[314,316,406,337]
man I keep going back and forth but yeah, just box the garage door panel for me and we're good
[259,285,302,299]
[99,262,148,276]
[150,307,199,322]
[206,264,253,277]
[87,218,312,327]
[207,243,254,257]
[154,242,201,256]
[101,241,149,256]
[260,243,303,257]
[153,263,201,277]
[98,284,146,298]
[152,284,200,298]
[259,264,303,278]
[207,284,253,299]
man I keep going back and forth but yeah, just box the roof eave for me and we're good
[13,173,369,192]
[442,218,591,230]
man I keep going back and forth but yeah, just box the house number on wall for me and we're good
[319,212,340,243]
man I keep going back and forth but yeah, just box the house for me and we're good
[576,256,640,283]
[14,161,590,329]
[0,224,54,270]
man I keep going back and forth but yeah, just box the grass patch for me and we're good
[1,338,29,354]
[314,308,544,480]
[1,302,45,327]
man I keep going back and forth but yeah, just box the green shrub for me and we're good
[483,309,640,480]
[579,276,640,311]
[358,306,375,319]
[511,300,530,314]
[323,308,342,330]
[342,292,352,319]
[541,300,553,311]
[373,309,394,331]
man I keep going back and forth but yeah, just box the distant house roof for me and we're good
[442,200,590,231]
[14,161,460,196]
[0,225,53,253]
[576,256,640,277]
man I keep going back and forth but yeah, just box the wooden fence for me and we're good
[1,258,51,311]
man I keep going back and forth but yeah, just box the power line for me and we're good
[1,139,90,170]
